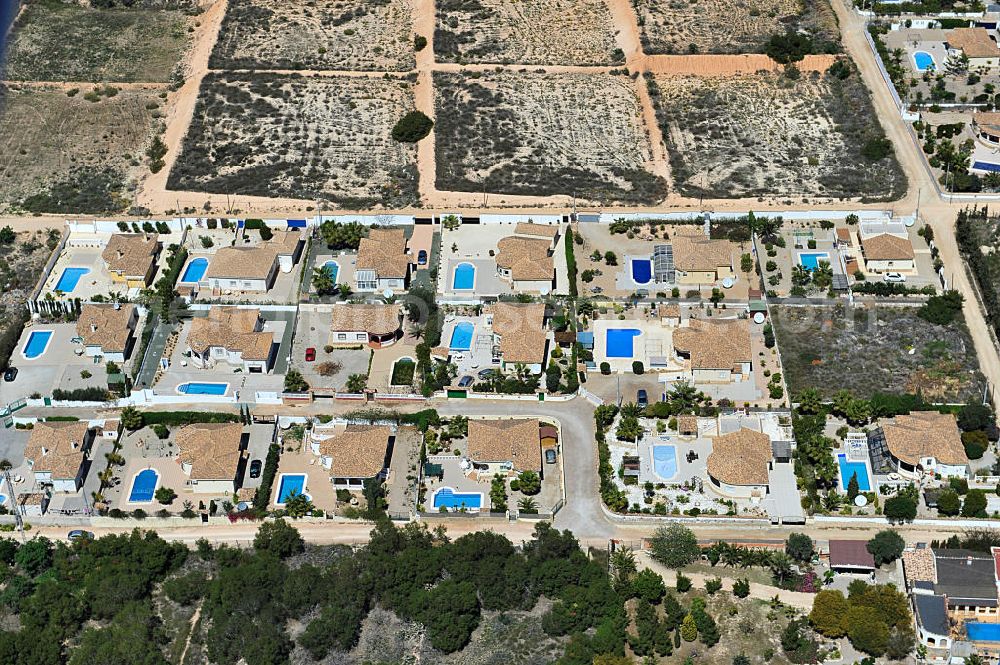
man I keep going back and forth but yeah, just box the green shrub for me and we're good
[392,111,434,142]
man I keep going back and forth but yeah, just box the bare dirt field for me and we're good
[434,0,623,65]
[647,66,906,201]
[630,0,840,55]
[3,0,193,83]
[0,84,166,213]
[433,71,667,204]
[209,0,415,71]
[166,73,419,208]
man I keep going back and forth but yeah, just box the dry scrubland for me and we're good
[210,0,415,71]
[0,85,165,213]
[631,0,840,55]
[167,73,419,207]
[3,0,192,82]
[433,72,667,204]
[648,69,906,201]
[771,304,985,403]
[434,0,622,65]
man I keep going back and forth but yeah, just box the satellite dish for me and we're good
[753,312,766,324]
[383,288,394,299]
[904,217,915,227]
[854,495,868,507]
[539,287,550,296]
[722,277,735,289]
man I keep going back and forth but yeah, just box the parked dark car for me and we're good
[67,530,94,541]
[457,375,475,388]
[545,449,557,464]
[477,368,496,379]
[636,389,648,408]
[3,367,17,382]
[249,460,262,479]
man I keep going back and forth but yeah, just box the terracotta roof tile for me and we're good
[357,228,410,278]
[77,304,136,353]
[706,427,772,486]
[488,303,547,365]
[329,303,402,337]
[188,308,272,361]
[102,234,159,278]
[495,236,553,282]
[514,222,559,238]
[673,319,751,371]
[175,423,243,481]
[862,233,914,261]
[672,229,734,273]
[314,425,392,478]
[205,232,299,281]
[882,411,967,467]
[25,421,91,480]
[975,111,1000,134]
[467,419,541,472]
[947,28,1000,58]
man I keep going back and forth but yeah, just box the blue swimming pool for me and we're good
[177,382,228,395]
[54,267,90,293]
[180,257,208,283]
[631,258,652,284]
[968,622,1000,642]
[433,487,482,510]
[452,262,475,290]
[277,474,307,504]
[913,51,935,72]
[22,330,53,359]
[837,454,872,492]
[128,468,159,503]
[322,260,340,283]
[606,328,641,358]
[799,252,830,271]
[449,321,474,351]
[652,444,678,480]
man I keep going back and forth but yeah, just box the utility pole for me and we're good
[3,469,24,542]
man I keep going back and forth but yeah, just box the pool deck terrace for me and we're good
[591,317,680,373]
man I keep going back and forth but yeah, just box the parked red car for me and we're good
[305,347,316,362]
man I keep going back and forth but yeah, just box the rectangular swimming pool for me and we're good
[180,257,208,283]
[277,474,307,504]
[54,267,90,293]
[452,263,475,290]
[652,444,678,480]
[22,330,53,359]
[837,453,871,491]
[631,258,652,284]
[433,487,482,510]
[177,382,228,395]
[606,328,641,358]
[798,252,830,271]
[967,622,1000,642]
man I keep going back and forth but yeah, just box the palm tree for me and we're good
[610,547,637,588]
[312,266,336,296]
[620,402,643,418]
[769,552,796,585]
[409,326,425,341]
[516,497,538,514]
[796,388,823,415]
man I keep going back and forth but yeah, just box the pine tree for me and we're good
[847,472,860,502]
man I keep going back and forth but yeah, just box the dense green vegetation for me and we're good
[0,521,642,664]
[391,111,434,143]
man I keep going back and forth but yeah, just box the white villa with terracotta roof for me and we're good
[76,303,139,362]
[102,233,161,288]
[494,223,559,292]
[872,411,969,480]
[467,418,543,476]
[25,421,95,493]
[487,302,549,374]
[308,423,395,489]
[355,228,412,293]
[671,227,735,286]
[329,303,403,349]
[186,307,275,373]
[706,427,774,498]
[673,318,752,383]
[203,230,303,293]
[947,27,1000,69]
[175,423,245,494]
[860,232,915,274]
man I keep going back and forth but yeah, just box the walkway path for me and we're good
[639,553,816,611]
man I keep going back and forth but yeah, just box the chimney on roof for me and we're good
[91,323,98,333]
[117,249,124,258]
[71,440,78,450]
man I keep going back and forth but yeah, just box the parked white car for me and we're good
[883,272,906,283]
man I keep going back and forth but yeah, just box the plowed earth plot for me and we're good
[433,72,667,204]
[167,74,419,207]
[209,0,415,71]
[434,0,622,65]
[647,70,905,201]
